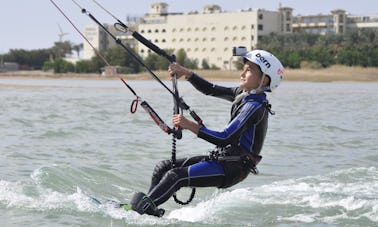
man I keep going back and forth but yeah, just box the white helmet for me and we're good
[243,50,284,91]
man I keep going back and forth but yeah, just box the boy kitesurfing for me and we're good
[127,50,284,217]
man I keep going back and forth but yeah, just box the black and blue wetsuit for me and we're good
[146,73,271,207]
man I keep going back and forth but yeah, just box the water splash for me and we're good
[168,167,378,225]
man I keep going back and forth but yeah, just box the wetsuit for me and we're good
[128,74,270,216]
[132,73,271,215]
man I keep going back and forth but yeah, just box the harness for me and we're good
[209,97,274,175]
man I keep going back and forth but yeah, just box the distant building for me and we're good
[0,61,19,72]
[82,23,137,60]
[82,2,378,69]
[293,10,378,34]
[137,3,292,69]
[292,9,347,34]
[347,14,378,29]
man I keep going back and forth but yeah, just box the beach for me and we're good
[1,65,377,84]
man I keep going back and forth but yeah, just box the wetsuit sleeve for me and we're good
[187,73,240,102]
[197,101,262,147]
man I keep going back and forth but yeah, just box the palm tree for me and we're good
[72,43,83,58]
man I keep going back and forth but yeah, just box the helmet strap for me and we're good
[250,73,268,94]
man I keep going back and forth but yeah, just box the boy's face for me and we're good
[239,61,263,92]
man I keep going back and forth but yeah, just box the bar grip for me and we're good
[132,32,174,62]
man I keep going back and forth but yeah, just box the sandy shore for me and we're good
[1,65,377,82]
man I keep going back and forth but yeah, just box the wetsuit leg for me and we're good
[148,156,207,193]
[148,159,172,193]
[148,159,225,206]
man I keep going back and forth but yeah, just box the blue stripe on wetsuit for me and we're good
[188,160,224,178]
[198,100,263,148]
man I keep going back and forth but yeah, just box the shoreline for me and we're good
[1,65,377,82]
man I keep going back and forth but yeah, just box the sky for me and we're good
[1,0,378,54]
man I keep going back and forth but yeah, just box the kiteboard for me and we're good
[89,194,164,217]
[89,196,132,211]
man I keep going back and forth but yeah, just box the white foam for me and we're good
[168,167,378,224]
[2,166,377,225]
[277,213,319,223]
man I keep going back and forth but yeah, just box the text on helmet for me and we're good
[255,53,271,68]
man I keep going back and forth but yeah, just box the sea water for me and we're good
[0,78,377,227]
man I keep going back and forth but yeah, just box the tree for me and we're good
[43,58,75,73]
[144,52,170,70]
[257,29,378,68]
[72,43,83,58]
[105,46,141,73]
[176,48,187,65]
[50,41,73,60]
[201,59,210,69]
[4,48,50,70]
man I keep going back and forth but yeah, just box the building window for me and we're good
[195,27,199,31]
[172,28,177,32]
[172,38,176,42]
[211,26,216,31]
[202,37,207,41]
[241,25,246,30]
[147,29,152,33]
[211,37,216,41]
[202,27,207,31]
[286,12,291,21]
[155,29,159,33]
[339,15,344,23]
[187,48,191,52]
[141,30,145,33]
[162,29,166,33]
[286,24,291,32]
[259,14,263,20]
[321,17,328,23]
[202,48,206,52]
[251,35,254,41]
[162,39,166,43]
[224,26,229,31]
[211,48,215,52]
[251,24,254,29]
[241,37,246,41]
[233,26,238,31]
[224,37,229,41]
[232,37,238,41]
[258,24,263,31]
[179,28,184,32]
[224,47,228,52]
[155,39,159,43]
[187,27,192,32]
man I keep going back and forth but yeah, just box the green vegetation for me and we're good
[257,28,378,68]
[1,28,377,73]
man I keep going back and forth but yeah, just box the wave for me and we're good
[0,166,376,226]
[168,167,378,225]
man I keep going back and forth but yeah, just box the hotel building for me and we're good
[82,2,378,69]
